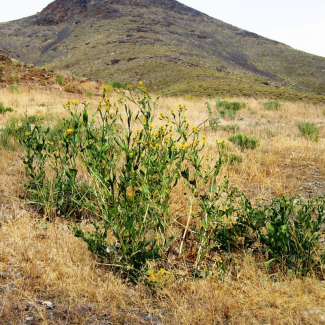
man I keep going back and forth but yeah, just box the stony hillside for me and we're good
[1,0,325,100]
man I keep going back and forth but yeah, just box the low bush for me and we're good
[228,133,260,150]
[0,102,14,114]
[17,85,325,282]
[9,84,19,92]
[55,76,65,85]
[111,81,126,89]
[298,122,320,142]
[262,101,281,110]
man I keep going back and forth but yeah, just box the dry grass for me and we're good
[1,87,325,324]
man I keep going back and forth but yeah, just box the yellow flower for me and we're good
[126,187,135,200]
[139,81,144,86]
[25,131,30,136]
[149,124,154,130]
[24,158,28,163]
[221,156,227,162]
[103,84,108,90]
[149,275,156,282]
[53,151,59,156]
[141,153,145,158]
[75,100,79,105]
[129,152,134,157]
[147,270,154,276]
[165,274,170,280]
[15,126,19,131]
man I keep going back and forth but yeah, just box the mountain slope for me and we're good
[1,0,325,100]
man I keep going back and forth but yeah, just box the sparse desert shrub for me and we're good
[298,122,320,142]
[18,84,226,280]
[259,196,325,275]
[9,84,19,92]
[262,101,281,110]
[228,133,260,150]
[17,83,325,282]
[112,81,126,89]
[0,117,31,149]
[214,99,246,120]
[0,102,14,114]
[216,99,246,111]
[55,76,65,85]
[206,102,220,130]
[227,153,243,165]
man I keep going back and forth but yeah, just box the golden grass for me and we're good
[1,87,325,324]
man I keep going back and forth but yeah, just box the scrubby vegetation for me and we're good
[228,133,260,150]
[1,82,325,323]
[299,122,320,142]
[4,85,323,283]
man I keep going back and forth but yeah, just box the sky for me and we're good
[0,0,324,58]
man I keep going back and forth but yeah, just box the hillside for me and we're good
[1,0,325,100]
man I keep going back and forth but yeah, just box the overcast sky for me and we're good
[1,0,324,57]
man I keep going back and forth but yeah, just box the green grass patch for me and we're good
[0,102,14,114]
[262,101,281,110]
[298,122,320,142]
[228,133,260,150]
[55,76,65,85]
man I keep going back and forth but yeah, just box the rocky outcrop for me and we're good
[34,0,121,25]
[33,0,201,25]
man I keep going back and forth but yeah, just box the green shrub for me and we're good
[205,102,220,130]
[9,84,19,92]
[18,85,226,280]
[55,76,65,85]
[228,133,260,150]
[215,99,246,120]
[298,122,320,142]
[0,102,14,114]
[260,196,325,275]
[0,118,30,149]
[262,101,281,110]
[216,99,246,111]
[85,91,93,98]
[17,83,325,282]
[227,153,243,165]
[112,81,126,89]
